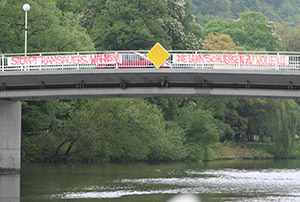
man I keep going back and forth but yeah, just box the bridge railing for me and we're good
[1,50,300,71]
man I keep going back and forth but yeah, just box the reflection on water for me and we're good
[20,160,300,202]
[53,169,300,201]
[168,195,201,202]
[0,174,20,202]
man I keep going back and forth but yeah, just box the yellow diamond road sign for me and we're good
[147,43,170,68]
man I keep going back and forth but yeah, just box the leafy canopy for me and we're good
[204,11,280,51]
[0,0,94,53]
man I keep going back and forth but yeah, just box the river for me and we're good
[3,160,300,201]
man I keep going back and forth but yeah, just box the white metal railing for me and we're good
[1,50,300,71]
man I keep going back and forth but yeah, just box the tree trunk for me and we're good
[53,139,70,157]
[64,141,75,157]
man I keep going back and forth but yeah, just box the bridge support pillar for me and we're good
[0,174,20,202]
[0,101,21,173]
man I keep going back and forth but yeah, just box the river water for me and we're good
[13,160,300,201]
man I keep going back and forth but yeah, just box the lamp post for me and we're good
[23,4,30,56]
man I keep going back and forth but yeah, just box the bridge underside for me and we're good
[0,69,300,100]
[1,87,300,100]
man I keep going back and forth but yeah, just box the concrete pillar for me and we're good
[0,174,20,202]
[0,101,21,172]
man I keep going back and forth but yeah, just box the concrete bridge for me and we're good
[1,49,300,172]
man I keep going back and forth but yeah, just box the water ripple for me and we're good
[50,169,300,200]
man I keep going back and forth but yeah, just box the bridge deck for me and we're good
[1,50,300,100]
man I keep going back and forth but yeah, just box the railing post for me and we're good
[276,52,279,70]
[236,51,240,70]
[1,54,4,72]
[170,52,172,69]
[115,53,118,69]
[195,51,198,69]
[201,51,204,69]
[25,54,29,71]
[39,53,42,70]
[77,52,80,70]
[23,54,26,71]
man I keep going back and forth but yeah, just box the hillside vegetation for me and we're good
[186,0,300,26]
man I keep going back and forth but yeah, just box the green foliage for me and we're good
[236,98,267,141]
[187,0,232,25]
[32,99,187,163]
[60,0,202,50]
[95,0,172,50]
[21,100,85,162]
[164,0,203,49]
[0,0,94,53]
[290,143,300,159]
[21,98,300,162]
[148,121,187,161]
[63,0,170,50]
[204,32,245,51]
[275,22,300,51]
[22,133,57,162]
[225,109,248,141]
[238,11,279,50]
[197,98,236,141]
[187,0,300,26]
[212,141,274,160]
[88,99,163,161]
[204,11,280,50]
[146,98,182,121]
[22,101,53,135]
[266,100,300,159]
[175,104,220,161]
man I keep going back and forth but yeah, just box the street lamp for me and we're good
[23,4,30,56]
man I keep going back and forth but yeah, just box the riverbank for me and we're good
[21,138,300,163]
[212,141,300,160]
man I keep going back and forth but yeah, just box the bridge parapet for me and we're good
[1,50,300,71]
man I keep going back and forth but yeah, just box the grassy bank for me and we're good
[212,141,300,160]
[212,142,274,160]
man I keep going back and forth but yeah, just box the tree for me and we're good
[265,99,300,158]
[278,1,300,24]
[275,22,300,51]
[64,0,171,50]
[59,0,203,50]
[22,101,53,136]
[53,101,100,161]
[21,100,86,162]
[197,98,235,141]
[187,0,300,26]
[53,99,186,162]
[204,11,281,51]
[0,0,94,53]
[164,0,203,49]
[176,104,220,161]
[225,108,248,142]
[187,0,232,25]
[146,98,182,121]
[204,32,245,51]
[263,0,285,8]
[236,98,268,142]
[238,11,280,50]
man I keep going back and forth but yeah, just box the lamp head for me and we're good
[23,4,30,12]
